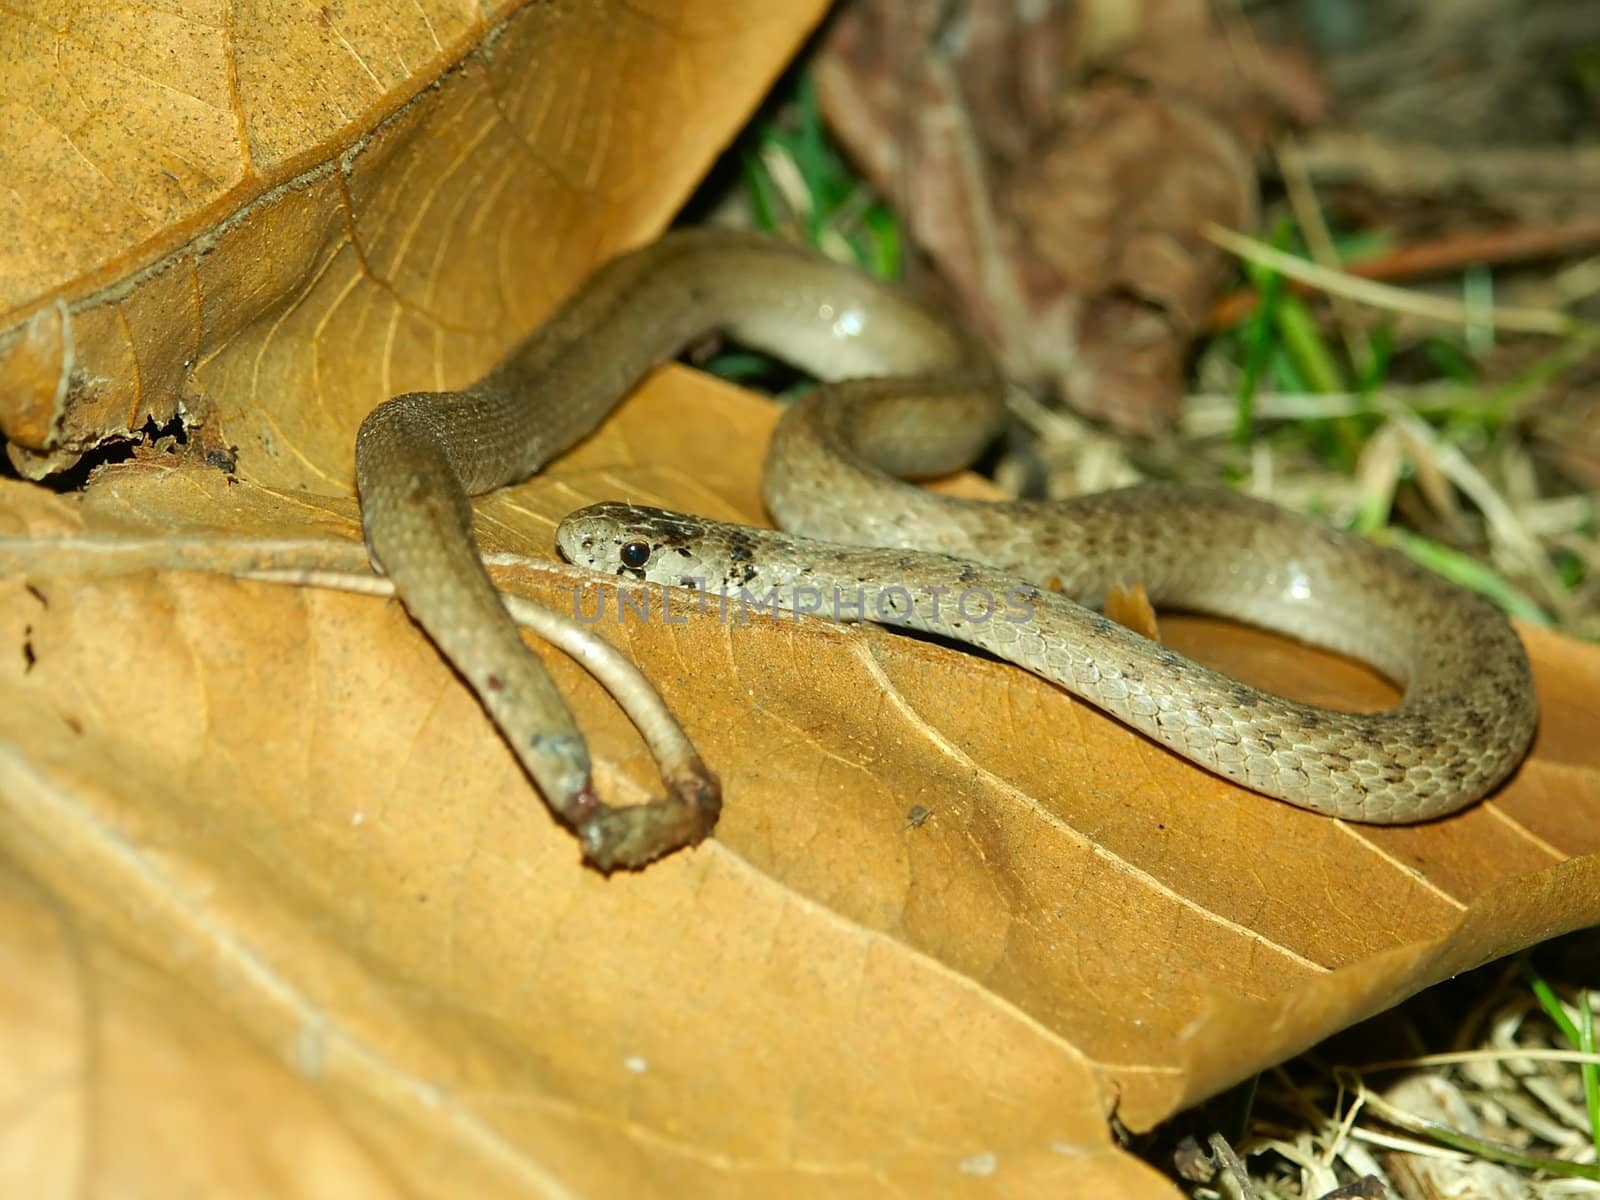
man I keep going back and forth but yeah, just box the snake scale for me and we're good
[356,229,1538,869]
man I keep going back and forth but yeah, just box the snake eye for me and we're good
[619,541,652,569]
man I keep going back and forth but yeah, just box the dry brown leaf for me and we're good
[813,0,1324,434]
[1104,583,1161,641]
[4,371,1600,1198]
[0,0,825,481]
[3,3,1600,1198]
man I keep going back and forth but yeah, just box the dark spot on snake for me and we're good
[23,626,36,672]
[486,673,503,692]
[634,513,699,545]
[957,565,978,584]
[675,546,693,558]
[64,714,82,735]
[24,582,47,607]
[1232,687,1259,708]
[725,531,756,563]
[620,541,651,569]
[739,563,757,584]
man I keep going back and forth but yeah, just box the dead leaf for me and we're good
[814,0,1323,433]
[1104,583,1160,640]
[0,0,826,483]
[2,3,1599,1198]
[4,370,1600,1198]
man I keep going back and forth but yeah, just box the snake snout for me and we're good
[557,502,703,574]
[555,504,626,569]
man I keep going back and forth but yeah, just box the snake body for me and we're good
[357,230,1538,866]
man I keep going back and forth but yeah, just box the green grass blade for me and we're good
[1521,957,1600,1158]
[1374,530,1551,625]
[1235,217,1295,448]
[1581,990,1600,1159]
[1275,293,1346,395]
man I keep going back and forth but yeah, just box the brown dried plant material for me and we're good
[4,371,1600,1198]
[0,1,827,484]
[1104,582,1161,640]
[1,3,1598,1198]
[815,0,1324,433]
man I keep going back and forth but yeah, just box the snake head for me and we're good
[557,502,711,581]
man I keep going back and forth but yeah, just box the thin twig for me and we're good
[1204,224,1584,336]
[1276,135,1370,368]
[1351,1049,1600,1072]
[1210,217,1600,330]
[243,563,717,822]
[1208,1132,1261,1200]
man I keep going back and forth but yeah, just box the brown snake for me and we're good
[356,229,1538,870]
